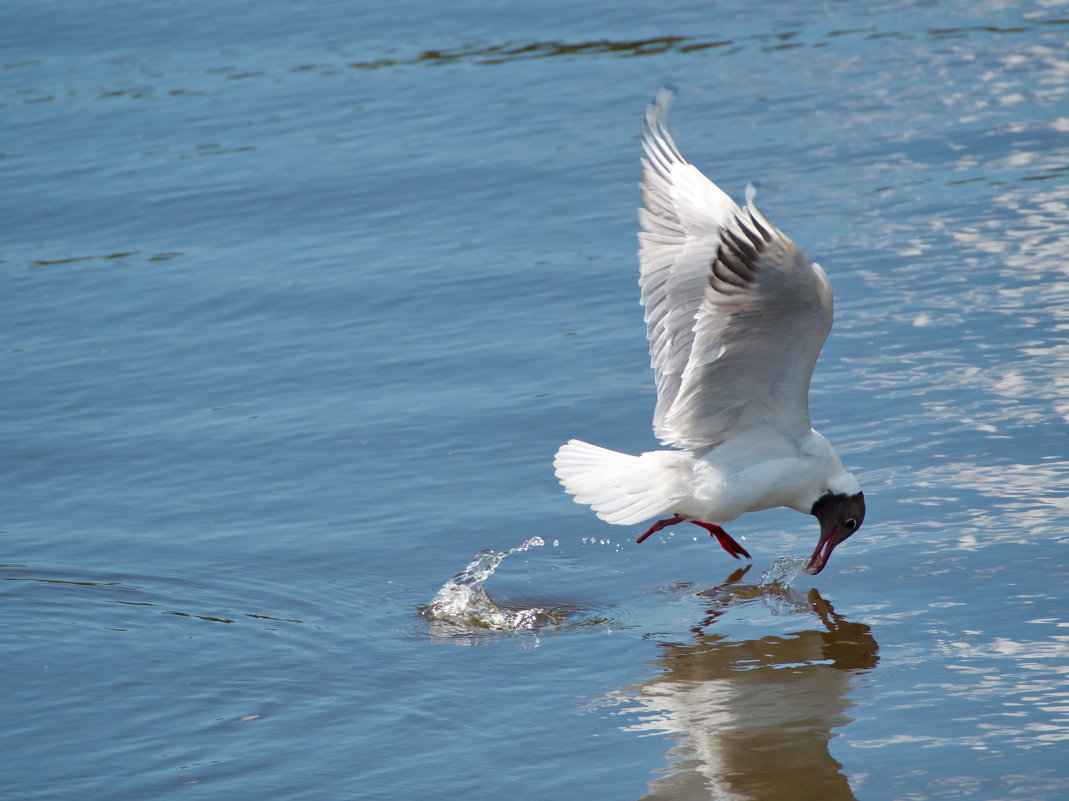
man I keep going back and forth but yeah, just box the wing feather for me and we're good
[637,90,834,451]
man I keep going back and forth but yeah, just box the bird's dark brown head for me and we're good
[805,491,866,575]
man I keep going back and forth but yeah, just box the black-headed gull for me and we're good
[554,91,865,575]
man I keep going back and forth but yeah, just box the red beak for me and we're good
[804,526,838,575]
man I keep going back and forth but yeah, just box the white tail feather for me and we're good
[553,440,692,525]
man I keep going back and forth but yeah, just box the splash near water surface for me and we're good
[759,555,808,586]
[423,537,553,634]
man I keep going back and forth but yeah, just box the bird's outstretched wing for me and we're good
[638,90,834,451]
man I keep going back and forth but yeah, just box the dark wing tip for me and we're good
[709,214,768,295]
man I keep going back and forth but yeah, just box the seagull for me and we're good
[553,90,865,575]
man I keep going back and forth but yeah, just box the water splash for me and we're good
[424,537,551,632]
[755,556,813,616]
[759,555,808,586]
[691,556,813,618]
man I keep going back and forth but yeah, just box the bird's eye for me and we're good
[843,518,857,531]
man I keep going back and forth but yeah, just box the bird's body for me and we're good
[554,92,865,574]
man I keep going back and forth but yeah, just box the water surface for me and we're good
[3,1,1068,798]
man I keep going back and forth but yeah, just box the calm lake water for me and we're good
[3,1,1067,799]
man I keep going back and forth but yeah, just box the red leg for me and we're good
[690,521,751,560]
[636,514,685,544]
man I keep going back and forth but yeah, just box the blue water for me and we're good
[3,1,1068,798]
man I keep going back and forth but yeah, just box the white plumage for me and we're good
[554,91,865,574]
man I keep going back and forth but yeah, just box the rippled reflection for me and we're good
[618,569,878,800]
[341,22,1059,71]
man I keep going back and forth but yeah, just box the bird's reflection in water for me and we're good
[624,566,879,801]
